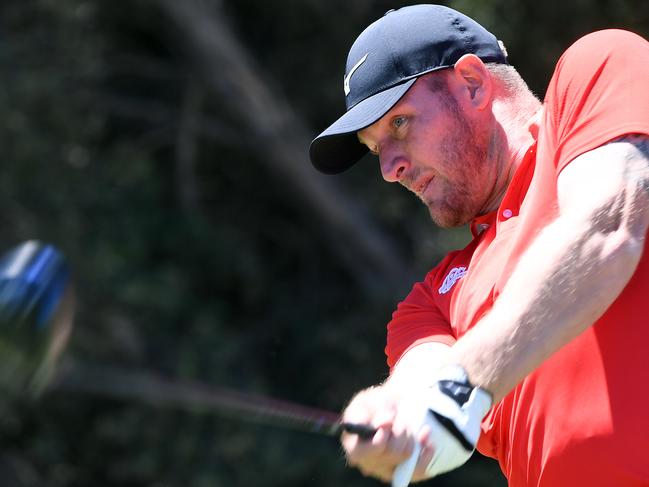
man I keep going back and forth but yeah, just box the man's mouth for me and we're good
[413,176,434,197]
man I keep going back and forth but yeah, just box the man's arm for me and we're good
[451,134,649,402]
[342,135,649,483]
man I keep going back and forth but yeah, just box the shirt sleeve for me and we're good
[543,29,649,173]
[385,269,456,371]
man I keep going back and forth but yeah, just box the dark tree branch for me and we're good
[86,91,249,147]
[176,79,203,213]
[156,0,416,296]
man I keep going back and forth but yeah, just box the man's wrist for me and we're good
[403,364,493,480]
[433,364,493,411]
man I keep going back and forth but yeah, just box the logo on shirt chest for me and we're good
[438,266,467,294]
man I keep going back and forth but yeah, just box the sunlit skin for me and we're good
[357,59,513,228]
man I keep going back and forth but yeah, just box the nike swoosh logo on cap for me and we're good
[343,53,368,96]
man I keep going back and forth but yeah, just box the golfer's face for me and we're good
[358,74,495,228]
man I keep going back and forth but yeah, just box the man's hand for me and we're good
[341,366,492,486]
[341,384,436,484]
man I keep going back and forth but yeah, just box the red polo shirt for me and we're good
[385,30,649,486]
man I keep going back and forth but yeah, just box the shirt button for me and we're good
[502,209,513,219]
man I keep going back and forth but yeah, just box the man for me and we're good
[309,5,649,487]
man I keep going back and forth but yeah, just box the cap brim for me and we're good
[310,78,417,174]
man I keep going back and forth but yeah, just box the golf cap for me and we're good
[309,4,508,174]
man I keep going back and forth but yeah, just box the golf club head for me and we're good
[0,240,75,396]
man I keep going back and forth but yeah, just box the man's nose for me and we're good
[379,154,409,182]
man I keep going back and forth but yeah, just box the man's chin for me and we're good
[428,206,472,229]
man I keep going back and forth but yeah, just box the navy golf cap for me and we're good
[309,4,508,174]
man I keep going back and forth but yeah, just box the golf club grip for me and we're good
[340,422,377,439]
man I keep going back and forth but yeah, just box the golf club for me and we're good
[0,240,74,397]
[49,360,376,439]
[0,240,375,440]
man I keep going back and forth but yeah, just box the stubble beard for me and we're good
[422,101,489,228]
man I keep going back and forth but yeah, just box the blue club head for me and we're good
[0,241,75,396]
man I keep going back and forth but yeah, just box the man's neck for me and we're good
[480,105,543,215]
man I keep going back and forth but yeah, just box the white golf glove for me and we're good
[392,365,492,487]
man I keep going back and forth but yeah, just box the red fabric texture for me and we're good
[384,30,649,486]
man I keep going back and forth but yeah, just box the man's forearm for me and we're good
[386,342,451,391]
[449,138,649,402]
[450,209,645,403]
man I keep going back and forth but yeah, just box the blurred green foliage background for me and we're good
[0,0,646,486]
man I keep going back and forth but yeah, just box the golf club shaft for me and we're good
[0,242,376,440]
[48,360,376,439]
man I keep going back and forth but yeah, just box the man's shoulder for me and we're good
[556,29,649,73]
[569,29,647,49]
[541,28,649,167]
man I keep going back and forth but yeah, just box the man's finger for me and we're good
[388,419,416,458]
[344,424,390,465]
[411,426,437,482]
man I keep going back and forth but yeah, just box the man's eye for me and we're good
[392,117,406,129]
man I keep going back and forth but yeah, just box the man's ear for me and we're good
[451,54,492,110]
